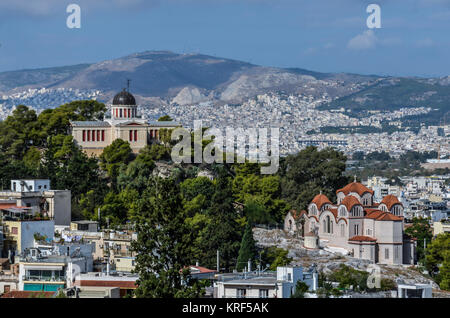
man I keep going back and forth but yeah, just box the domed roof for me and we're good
[337,182,374,196]
[341,195,361,211]
[113,89,136,105]
[380,194,402,210]
[311,194,332,209]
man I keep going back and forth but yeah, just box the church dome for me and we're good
[113,89,136,105]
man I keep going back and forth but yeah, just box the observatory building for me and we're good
[70,89,179,157]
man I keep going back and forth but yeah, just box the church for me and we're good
[284,180,416,265]
[70,89,180,157]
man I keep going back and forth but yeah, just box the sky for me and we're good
[0,0,449,77]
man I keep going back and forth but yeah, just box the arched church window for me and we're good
[326,216,331,234]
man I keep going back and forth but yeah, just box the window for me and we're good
[11,227,18,234]
[259,289,269,298]
[134,130,138,142]
[325,216,331,234]
[385,248,389,259]
[82,130,86,142]
[87,130,91,142]
[340,224,345,237]
[128,109,131,118]
[97,130,100,142]
[129,130,133,142]
[394,246,399,259]
[120,109,123,117]
[354,224,359,236]
[288,273,292,281]
[237,289,246,298]
[102,130,105,141]
[92,130,96,141]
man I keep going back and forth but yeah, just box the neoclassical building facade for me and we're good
[70,89,179,157]
[284,181,416,265]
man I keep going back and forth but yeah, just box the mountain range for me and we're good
[0,50,449,123]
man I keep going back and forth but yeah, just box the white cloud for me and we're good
[347,30,378,50]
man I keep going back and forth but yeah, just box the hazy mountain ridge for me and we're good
[0,51,448,121]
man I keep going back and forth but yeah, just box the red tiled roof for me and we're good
[311,194,332,209]
[328,208,338,219]
[364,209,402,221]
[376,213,403,221]
[337,182,374,196]
[190,266,217,274]
[75,280,137,289]
[341,195,361,211]
[0,203,18,209]
[1,291,55,298]
[289,209,307,220]
[380,194,402,210]
[348,235,377,242]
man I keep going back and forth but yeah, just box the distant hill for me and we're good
[0,51,375,103]
[0,50,448,124]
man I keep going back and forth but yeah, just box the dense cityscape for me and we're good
[0,1,449,312]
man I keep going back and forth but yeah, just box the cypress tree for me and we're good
[236,222,258,271]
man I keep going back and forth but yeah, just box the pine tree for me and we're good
[131,177,203,298]
[236,222,258,271]
[198,167,242,271]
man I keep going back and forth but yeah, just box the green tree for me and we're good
[327,264,369,292]
[291,281,309,298]
[261,247,292,271]
[0,105,40,159]
[279,146,350,211]
[40,135,105,202]
[236,223,258,271]
[99,139,133,190]
[425,233,450,290]
[180,177,214,202]
[158,115,173,121]
[405,217,433,263]
[244,200,274,225]
[197,168,242,270]
[132,177,203,298]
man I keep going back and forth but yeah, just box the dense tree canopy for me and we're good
[425,233,450,291]
[279,146,350,210]
[131,177,204,298]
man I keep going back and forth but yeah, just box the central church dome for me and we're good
[113,89,136,106]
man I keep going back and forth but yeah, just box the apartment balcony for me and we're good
[23,275,66,282]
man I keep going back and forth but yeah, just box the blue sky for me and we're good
[0,0,449,77]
